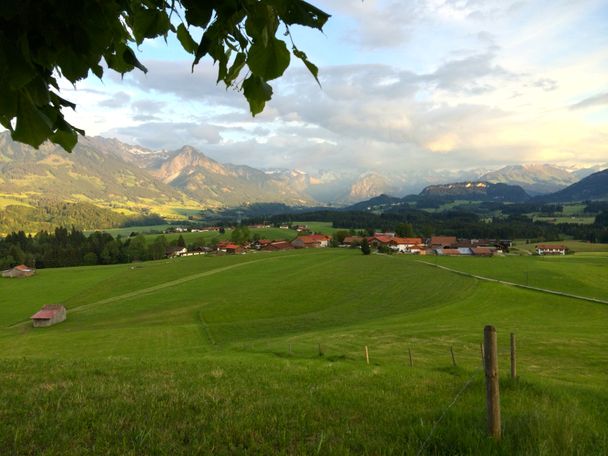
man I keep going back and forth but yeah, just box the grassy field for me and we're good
[0,250,606,454]
[513,240,608,254]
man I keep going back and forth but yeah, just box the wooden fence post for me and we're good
[484,325,501,440]
[450,345,456,367]
[365,346,369,365]
[510,333,517,380]
[480,343,485,367]
[408,348,413,367]
[318,343,323,357]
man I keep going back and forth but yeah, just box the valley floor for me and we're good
[1,250,607,454]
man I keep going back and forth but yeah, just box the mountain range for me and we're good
[0,132,606,229]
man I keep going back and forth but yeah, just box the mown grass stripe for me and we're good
[417,260,608,305]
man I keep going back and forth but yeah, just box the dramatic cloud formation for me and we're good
[57,0,607,174]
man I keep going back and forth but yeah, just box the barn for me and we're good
[31,305,67,327]
[2,264,36,278]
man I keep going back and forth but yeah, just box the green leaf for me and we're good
[242,75,273,116]
[51,126,78,152]
[130,6,171,44]
[247,37,290,81]
[225,52,246,87]
[182,1,213,28]
[293,48,320,86]
[12,96,53,148]
[268,0,330,29]
[176,24,197,54]
[122,47,148,74]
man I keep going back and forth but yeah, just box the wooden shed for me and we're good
[2,264,36,278]
[31,305,67,327]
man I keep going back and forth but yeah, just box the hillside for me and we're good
[145,146,315,206]
[420,181,529,202]
[0,132,198,219]
[0,250,606,453]
[535,169,608,202]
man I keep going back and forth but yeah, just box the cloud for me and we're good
[105,121,222,149]
[131,99,166,114]
[570,92,608,110]
[98,91,131,108]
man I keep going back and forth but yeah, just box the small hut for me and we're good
[31,305,67,327]
[2,264,36,278]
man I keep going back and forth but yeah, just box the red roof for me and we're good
[296,234,330,243]
[431,236,457,246]
[536,244,566,249]
[31,304,64,320]
[225,243,240,249]
[368,235,393,244]
[391,237,423,245]
[14,264,33,272]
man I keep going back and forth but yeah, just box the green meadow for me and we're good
[1,250,607,454]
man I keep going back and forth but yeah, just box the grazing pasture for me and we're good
[0,250,606,454]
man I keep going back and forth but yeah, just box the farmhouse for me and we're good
[224,243,243,254]
[536,244,567,255]
[31,304,66,327]
[430,236,458,248]
[1,264,36,278]
[390,237,424,253]
[291,234,331,248]
[166,246,188,258]
[343,236,363,246]
[262,241,293,251]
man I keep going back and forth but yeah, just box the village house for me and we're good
[291,234,331,249]
[2,264,36,278]
[252,239,272,250]
[471,247,496,256]
[262,241,293,251]
[166,246,188,258]
[389,237,424,253]
[368,235,394,248]
[536,244,567,255]
[430,236,458,248]
[31,304,66,327]
[224,243,243,254]
[342,236,363,246]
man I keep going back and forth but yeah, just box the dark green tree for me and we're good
[361,238,371,255]
[0,1,329,151]
[176,234,186,248]
[395,223,415,238]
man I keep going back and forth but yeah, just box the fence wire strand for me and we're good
[416,365,483,456]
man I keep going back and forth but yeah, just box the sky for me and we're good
[58,0,608,174]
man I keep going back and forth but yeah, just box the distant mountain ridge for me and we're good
[420,181,530,202]
[534,169,608,203]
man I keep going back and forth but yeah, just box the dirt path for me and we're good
[417,260,608,305]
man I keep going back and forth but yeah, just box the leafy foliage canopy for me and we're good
[0,0,329,151]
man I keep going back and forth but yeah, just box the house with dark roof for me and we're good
[262,241,294,251]
[31,304,66,327]
[2,264,35,278]
[430,236,458,248]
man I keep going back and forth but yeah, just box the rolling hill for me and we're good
[0,250,606,453]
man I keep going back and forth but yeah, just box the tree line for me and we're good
[0,228,191,270]
[253,208,608,243]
